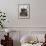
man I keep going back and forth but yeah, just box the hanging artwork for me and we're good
[18,4,30,19]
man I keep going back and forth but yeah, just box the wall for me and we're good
[0,0,46,46]
[0,0,46,31]
[0,0,46,43]
[0,0,46,28]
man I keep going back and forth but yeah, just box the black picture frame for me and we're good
[18,4,30,19]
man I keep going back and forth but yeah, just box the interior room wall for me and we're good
[0,0,46,46]
[0,0,46,27]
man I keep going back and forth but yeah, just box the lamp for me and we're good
[5,29,10,37]
[5,29,9,33]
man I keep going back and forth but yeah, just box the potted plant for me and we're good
[0,10,6,28]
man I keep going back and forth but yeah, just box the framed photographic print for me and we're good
[18,4,30,19]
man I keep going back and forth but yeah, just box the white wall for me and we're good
[0,0,46,31]
[0,1,46,46]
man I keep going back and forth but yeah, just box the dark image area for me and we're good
[20,8,28,16]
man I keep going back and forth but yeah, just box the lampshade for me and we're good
[5,29,10,33]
